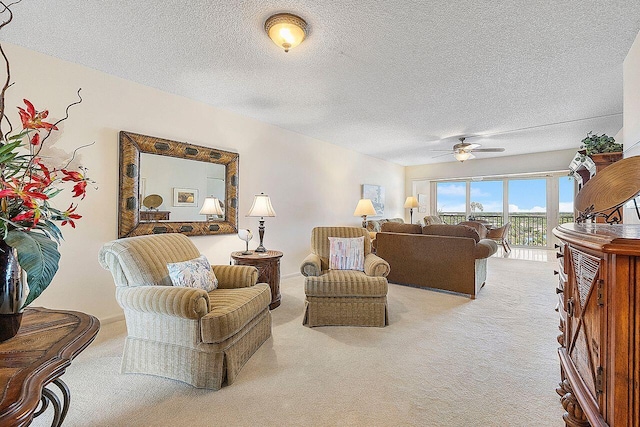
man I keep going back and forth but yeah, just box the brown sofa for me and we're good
[376,223,498,299]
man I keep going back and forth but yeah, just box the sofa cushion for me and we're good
[328,236,365,271]
[365,217,404,233]
[423,215,443,225]
[304,270,388,297]
[422,224,480,242]
[381,222,422,234]
[200,284,271,343]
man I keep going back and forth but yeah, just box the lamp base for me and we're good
[255,219,267,252]
[241,250,252,255]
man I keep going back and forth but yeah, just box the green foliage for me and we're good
[5,230,60,307]
[580,131,623,155]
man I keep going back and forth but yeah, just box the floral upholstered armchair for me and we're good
[300,227,390,327]
[99,233,272,390]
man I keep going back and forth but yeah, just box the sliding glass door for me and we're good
[508,179,547,246]
[432,173,573,248]
[436,182,466,224]
[470,180,503,228]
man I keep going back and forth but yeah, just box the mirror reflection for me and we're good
[139,153,226,222]
[118,131,238,238]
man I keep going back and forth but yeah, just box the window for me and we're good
[431,173,572,248]
[436,182,466,224]
[508,179,547,246]
[470,180,503,228]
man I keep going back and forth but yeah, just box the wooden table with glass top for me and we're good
[231,250,283,309]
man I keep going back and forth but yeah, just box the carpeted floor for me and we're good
[33,257,564,426]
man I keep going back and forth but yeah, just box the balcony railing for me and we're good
[439,212,574,247]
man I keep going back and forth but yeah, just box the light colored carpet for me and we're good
[33,257,564,427]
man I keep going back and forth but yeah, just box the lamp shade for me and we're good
[264,13,308,53]
[247,193,276,218]
[199,197,223,216]
[353,199,376,217]
[404,196,419,208]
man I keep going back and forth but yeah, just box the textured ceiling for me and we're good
[1,1,639,166]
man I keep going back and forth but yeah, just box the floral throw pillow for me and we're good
[167,255,218,292]
[328,236,365,271]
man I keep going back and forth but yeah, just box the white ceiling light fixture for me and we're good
[264,13,308,53]
[454,151,474,163]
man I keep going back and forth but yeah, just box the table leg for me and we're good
[33,378,70,427]
[52,378,71,425]
[41,387,62,426]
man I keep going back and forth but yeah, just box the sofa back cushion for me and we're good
[381,222,422,234]
[364,217,404,233]
[423,215,443,225]
[422,224,480,242]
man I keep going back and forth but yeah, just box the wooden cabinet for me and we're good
[553,223,640,426]
[139,210,170,221]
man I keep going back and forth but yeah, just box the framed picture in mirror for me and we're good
[173,188,198,207]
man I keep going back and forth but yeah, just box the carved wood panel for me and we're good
[567,247,602,400]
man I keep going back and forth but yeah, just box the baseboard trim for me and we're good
[100,313,125,325]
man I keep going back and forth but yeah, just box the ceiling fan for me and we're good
[432,137,505,162]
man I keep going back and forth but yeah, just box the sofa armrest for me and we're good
[364,253,390,277]
[116,285,210,319]
[475,239,498,259]
[213,265,258,289]
[301,253,321,277]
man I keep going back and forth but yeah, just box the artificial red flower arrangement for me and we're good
[0,5,95,307]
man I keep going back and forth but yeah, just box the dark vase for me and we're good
[0,239,26,342]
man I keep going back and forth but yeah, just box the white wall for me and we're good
[624,31,640,157]
[623,30,640,223]
[3,43,405,322]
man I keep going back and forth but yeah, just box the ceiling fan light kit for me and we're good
[454,151,474,162]
[432,137,505,163]
[264,13,308,52]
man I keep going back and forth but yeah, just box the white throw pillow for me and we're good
[167,254,218,291]
[328,236,365,271]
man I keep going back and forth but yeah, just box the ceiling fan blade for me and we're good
[472,148,505,152]
[468,153,476,160]
[466,143,482,150]
[429,149,455,152]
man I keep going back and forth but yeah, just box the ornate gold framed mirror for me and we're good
[118,131,238,237]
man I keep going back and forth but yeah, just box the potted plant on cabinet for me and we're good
[580,131,623,167]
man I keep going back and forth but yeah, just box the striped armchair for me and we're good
[300,227,390,327]
[98,233,272,390]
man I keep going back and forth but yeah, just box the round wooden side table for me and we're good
[231,250,283,310]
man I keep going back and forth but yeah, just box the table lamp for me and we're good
[353,198,376,228]
[404,196,419,223]
[246,193,276,252]
[199,197,223,221]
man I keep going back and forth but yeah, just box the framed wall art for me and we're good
[362,184,385,216]
[173,188,198,207]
